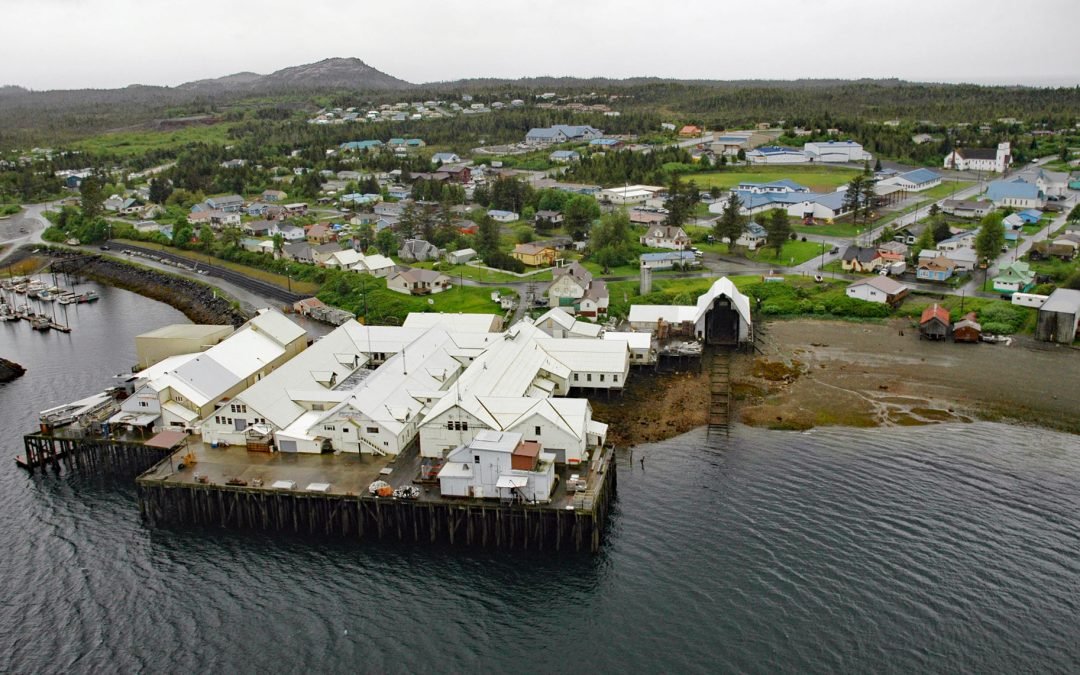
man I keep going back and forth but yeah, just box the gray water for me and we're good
[2,284,1079,673]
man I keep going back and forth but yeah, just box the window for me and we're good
[214,416,221,424]
[600,374,605,382]
[342,428,349,434]
[173,394,185,403]
[573,373,579,382]
[229,403,248,414]
[587,374,592,382]
[614,374,619,382]
[447,420,469,431]
[323,425,336,432]
[138,401,148,408]
[367,427,379,434]
[534,426,541,436]
[474,455,480,463]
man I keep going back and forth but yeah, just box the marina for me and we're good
[1,268,98,332]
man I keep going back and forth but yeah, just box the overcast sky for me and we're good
[3,0,1078,89]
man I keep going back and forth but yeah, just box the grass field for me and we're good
[409,260,554,284]
[688,167,860,193]
[73,123,235,157]
[744,239,825,267]
[113,238,320,295]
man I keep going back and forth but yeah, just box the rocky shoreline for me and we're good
[0,357,27,383]
[34,247,248,326]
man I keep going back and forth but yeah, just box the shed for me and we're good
[1035,288,1080,343]
[919,304,951,340]
[952,312,982,343]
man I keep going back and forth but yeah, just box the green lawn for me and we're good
[688,167,860,193]
[745,239,826,267]
[72,122,235,157]
[408,260,552,284]
[319,273,512,323]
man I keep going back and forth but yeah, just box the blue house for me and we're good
[1017,209,1043,224]
[986,178,1042,208]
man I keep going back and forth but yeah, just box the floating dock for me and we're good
[136,439,617,553]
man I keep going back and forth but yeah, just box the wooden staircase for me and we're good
[708,350,732,435]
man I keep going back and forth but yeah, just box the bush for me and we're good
[482,252,525,273]
[978,303,1026,333]
[981,321,1013,335]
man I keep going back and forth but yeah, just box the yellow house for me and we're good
[511,243,556,267]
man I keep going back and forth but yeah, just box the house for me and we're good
[205,195,245,212]
[943,142,1011,173]
[639,251,698,270]
[589,138,623,150]
[803,140,872,163]
[282,242,314,264]
[1035,288,1080,343]
[398,239,443,262]
[603,331,656,365]
[547,262,592,308]
[841,246,882,273]
[880,168,943,192]
[917,255,956,282]
[446,248,477,265]
[919,304,951,340]
[952,313,982,343]
[576,279,608,317]
[535,210,564,228]
[1012,167,1070,199]
[735,221,768,250]
[437,431,556,503]
[278,224,305,242]
[243,220,277,237]
[845,276,909,306]
[431,152,460,165]
[525,125,603,145]
[437,164,472,183]
[986,178,1042,209]
[941,199,993,218]
[351,254,397,277]
[323,249,365,269]
[600,185,663,205]
[629,209,667,226]
[640,225,691,250]
[511,243,556,267]
[487,209,519,223]
[992,261,1035,295]
[1002,213,1024,230]
[745,146,812,164]
[283,203,309,216]
[678,125,703,137]
[1031,238,1078,261]
[387,267,451,295]
[307,222,334,244]
[1017,209,1043,225]
[262,189,287,202]
[549,150,581,163]
[936,231,976,252]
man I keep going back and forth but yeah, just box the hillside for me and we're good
[177,57,411,93]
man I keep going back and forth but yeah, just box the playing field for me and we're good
[688,167,861,193]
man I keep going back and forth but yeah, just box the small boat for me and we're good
[37,290,54,302]
[58,292,77,305]
[31,315,51,331]
[14,284,27,294]
[76,291,99,304]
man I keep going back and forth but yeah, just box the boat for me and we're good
[37,290,54,302]
[58,292,77,305]
[31,315,51,331]
[0,303,17,321]
[76,291,100,304]
[14,284,27,294]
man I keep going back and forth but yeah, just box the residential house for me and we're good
[282,242,314,264]
[278,224,306,242]
[986,177,1042,209]
[312,242,344,265]
[679,125,703,137]
[387,268,451,295]
[735,221,768,250]
[1035,288,1080,343]
[952,313,982,343]
[629,209,667,226]
[512,243,556,267]
[206,195,245,212]
[398,239,443,262]
[262,189,287,202]
[323,249,364,269]
[639,251,698,270]
[431,152,461,165]
[351,254,397,277]
[1017,209,1043,224]
[917,255,956,282]
[488,209,519,223]
[535,210,564,228]
[437,431,556,503]
[992,261,1035,295]
[919,304,951,340]
[436,164,472,183]
[524,125,603,145]
[936,231,976,252]
[576,279,608,318]
[307,222,334,244]
[640,225,691,250]
[243,220,278,237]
[841,246,882,273]
[589,138,623,150]
[943,142,1011,173]
[549,150,581,163]
[845,276,909,306]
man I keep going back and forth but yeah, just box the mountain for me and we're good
[177,58,411,93]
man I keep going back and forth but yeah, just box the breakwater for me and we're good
[0,357,27,383]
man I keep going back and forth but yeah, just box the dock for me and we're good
[136,438,617,553]
[18,429,182,475]
[707,349,732,434]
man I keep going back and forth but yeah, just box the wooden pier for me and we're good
[707,349,732,435]
[18,432,175,475]
[136,443,617,553]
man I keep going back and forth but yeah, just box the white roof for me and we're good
[628,304,697,324]
[132,352,199,382]
[328,249,364,267]
[353,253,395,272]
[533,308,602,338]
[1042,288,1080,314]
[402,312,500,333]
[628,278,751,331]
[537,338,628,374]
[162,401,198,423]
[496,476,529,489]
[603,331,652,350]
[849,276,908,295]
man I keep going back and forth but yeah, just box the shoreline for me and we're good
[594,317,1080,445]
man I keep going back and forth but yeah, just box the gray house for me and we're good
[398,239,444,262]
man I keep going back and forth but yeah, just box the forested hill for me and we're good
[1,57,1078,148]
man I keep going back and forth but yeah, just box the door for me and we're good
[278,440,297,453]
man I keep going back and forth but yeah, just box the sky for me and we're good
[2,0,1078,90]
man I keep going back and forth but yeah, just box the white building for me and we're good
[879,168,943,192]
[437,430,556,502]
[627,277,752,346]
[745,146,811,164]
[943,142,1011,173]
[534,307,603,339]
[845,276,909,305]
[803,140,872,163]
[603,331,656,365]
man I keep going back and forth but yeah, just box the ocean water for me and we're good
[2,284,1079,673]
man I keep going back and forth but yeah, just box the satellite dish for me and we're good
[428,298,434,305]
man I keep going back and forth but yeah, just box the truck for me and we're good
[879,261,907,276]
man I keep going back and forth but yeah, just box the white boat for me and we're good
[58,293,77,305]
[37,290,54,302]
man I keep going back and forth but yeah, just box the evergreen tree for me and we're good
[79,176,104,222]
[714,194,746,251]
[765,208,792,256]
[148,177,173,204]
[975,212,1005,264]
[475,213,500,255]
[563,194,600,241]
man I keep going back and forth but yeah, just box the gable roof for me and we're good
[849,276,908,296]
[842,246,880,263]
[920,304,950,325]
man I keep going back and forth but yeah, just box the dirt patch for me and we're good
[751,358,802,382]
[590,368,709,446]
